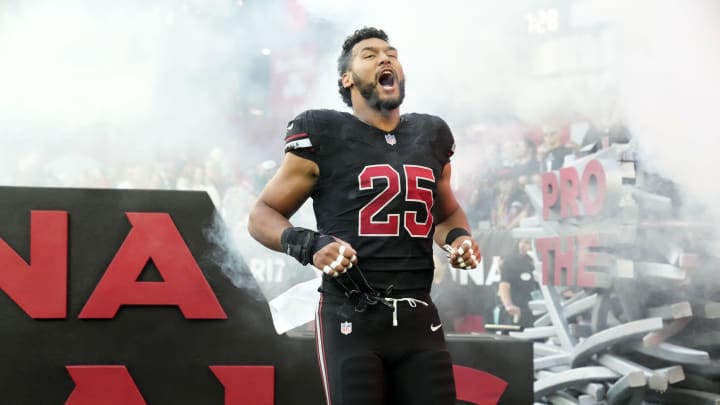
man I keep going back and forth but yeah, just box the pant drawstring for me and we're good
[384,297,428,326]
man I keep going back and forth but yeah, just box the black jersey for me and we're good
[283,109,455,290]
[500,252,537,309]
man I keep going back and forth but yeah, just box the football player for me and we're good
[248,27,480,405]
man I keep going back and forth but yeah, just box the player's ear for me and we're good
[341,72,353,89]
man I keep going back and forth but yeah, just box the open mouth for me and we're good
[378,71,395,89]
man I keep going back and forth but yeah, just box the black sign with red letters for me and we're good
[0,186,531,404]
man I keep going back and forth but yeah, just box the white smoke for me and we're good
[0,0,269,186]
[3,0,719,310]
[297,0,720,227]
[4,0,718,215]
[298,0,529,122]
[611,0,720,224]
[0,0,296,301]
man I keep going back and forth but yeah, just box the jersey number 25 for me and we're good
[358,164,434,238]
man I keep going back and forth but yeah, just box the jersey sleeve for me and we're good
[434,116,456,164]
[283,110,317,161]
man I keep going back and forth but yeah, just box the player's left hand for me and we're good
[446,237,480,270]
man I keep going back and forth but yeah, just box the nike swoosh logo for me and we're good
[430,323,442,332]
[287,122,294,130]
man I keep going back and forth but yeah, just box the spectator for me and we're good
[497,238,538,329]
[537,125,576,172]
[579,122,632,156]
[511,138,540,186]
[252,159,278,194]
[491,168,530,230]
[176,162,222,208]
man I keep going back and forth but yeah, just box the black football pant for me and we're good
[314,290,456,405]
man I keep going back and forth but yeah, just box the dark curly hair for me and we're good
[337,27,389,107]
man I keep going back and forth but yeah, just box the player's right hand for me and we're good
[312,240,358,277]
[505,304,521,316]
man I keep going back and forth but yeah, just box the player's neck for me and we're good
[352,104,400,133]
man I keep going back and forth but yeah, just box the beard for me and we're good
[352,72,406,111]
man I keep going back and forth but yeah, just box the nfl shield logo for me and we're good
[385,133,397,145]
[340,321,352,335]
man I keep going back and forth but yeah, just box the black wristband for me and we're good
[445,227,470,246]
[280,227,334,265]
